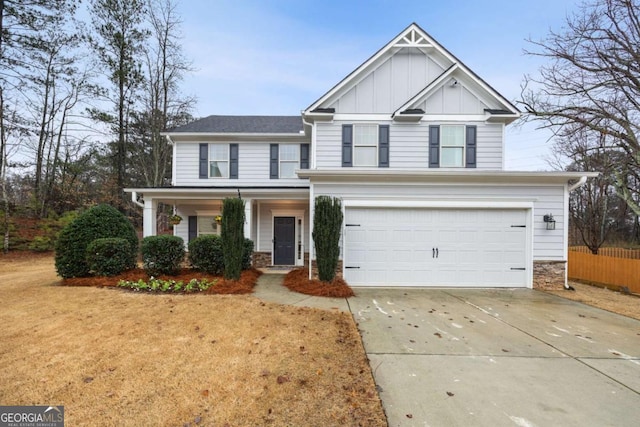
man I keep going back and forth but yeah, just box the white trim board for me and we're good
[343,200,535,209]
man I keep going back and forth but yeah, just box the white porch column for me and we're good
[244,198,253,240]
[143,198,158,237]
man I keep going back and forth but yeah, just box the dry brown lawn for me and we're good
[545,281,640,321]
[0,254,386,426]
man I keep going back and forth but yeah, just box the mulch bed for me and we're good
[283,268,355,298]
[61,268,262,294]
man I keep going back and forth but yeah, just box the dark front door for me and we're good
[273,216,296,265]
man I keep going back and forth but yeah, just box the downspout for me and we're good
[131,191,144,208]
[302,115,315,169]
[302,114,315,280]
[568,175,587,192]
[564,175,588,290]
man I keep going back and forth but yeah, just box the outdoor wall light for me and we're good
[543,213,556,230]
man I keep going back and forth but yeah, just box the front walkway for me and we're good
[253,274,640,427]
[253,272,349,312]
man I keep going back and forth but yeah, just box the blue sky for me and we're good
[176,0,581,170]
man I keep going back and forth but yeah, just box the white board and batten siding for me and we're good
[327,48,447,113]
[314,121,504,170]
[173,142,307,187]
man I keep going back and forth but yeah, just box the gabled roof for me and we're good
[304,22,520,117]
[170,115,304,134]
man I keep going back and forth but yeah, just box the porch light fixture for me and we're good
[543,213,556,230]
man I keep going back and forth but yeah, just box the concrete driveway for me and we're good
[348,288,640,427]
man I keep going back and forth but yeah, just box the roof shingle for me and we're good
[170,115,304,134]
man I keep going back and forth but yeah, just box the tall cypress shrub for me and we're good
[221,197,245,280]
[312,196,343,282]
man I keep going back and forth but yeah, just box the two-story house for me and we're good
[126,23,596,289]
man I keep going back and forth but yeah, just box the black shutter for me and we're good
[199,144,208,178]
[465,125,477,168]
[188,216,197,243]
[378,125,389,167]
[342,124,353,167]
[300,143,310,169]
[270,144,279,179]
[229,144,239,179]
[429,125,440,168]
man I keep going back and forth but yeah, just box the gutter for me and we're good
[568,175,588,192]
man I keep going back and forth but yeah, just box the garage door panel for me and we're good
[344,208,528,287]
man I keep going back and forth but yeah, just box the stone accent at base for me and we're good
[533,261,566,291]
[310,260,344,280]
[252,252,309,269]
[253,252,271,268]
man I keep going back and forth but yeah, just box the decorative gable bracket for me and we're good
[394,29,433,48]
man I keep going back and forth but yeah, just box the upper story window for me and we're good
[279,144,300,178]
[270,143,310,179]
[342,124,389,168]
[199,143,238,179]
[353,124,378,167]
[440,125,465,167]
[429,125,477,169]
[209,144,229,178]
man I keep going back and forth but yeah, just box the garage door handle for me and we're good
[345,266,360,269]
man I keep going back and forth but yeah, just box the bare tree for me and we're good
[555,129,618,253]
[520,0,640,215]
[129,0,194,188]
[0,0,79,249]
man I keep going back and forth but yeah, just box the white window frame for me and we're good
[353,124,378,167]
[440,125,465,168]
[209,144,229,178]
[279,144,300,179]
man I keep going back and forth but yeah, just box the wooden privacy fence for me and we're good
[569,246,640,259]
[568,249,640,293]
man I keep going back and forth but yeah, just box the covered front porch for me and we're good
[125,187,311,268]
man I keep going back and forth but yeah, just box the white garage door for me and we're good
[344,208,528,287]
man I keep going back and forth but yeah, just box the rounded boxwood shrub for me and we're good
[141,235,185,276]
[86,238,132,276]
[55,204,138,278]
[188,235,224,274]
[189,236,254,275]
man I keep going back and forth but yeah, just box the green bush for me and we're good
[86,238,132,276]
[55,204,138,278]
[312,196,343,282]
[221,198,245,280]
[189,235,254,275]
[28,236,53,252]
[141,235,185,276]
[242,238,254,270]
[189,235,224,274]
[118,277,216,293]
